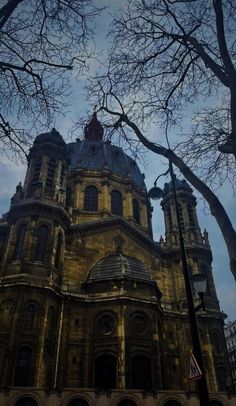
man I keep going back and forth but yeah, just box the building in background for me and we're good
[224,320,236,389]
[0,115,234,406]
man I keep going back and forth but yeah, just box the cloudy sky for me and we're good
[0,0,235,321]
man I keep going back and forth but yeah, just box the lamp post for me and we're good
[148,160,210,406]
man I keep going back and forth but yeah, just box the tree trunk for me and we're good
[230,85,236,159]
[121,114,236,280]
[0,0,23,30]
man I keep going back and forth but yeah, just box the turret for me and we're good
[1,129,70,282]
[24,128,68,204]
[161,176,203,248]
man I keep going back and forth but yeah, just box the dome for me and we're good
[67,139,145,188]
[85,254,153,284]
[34,128,65,146]
[67,113,145,188]
[162,175,192,195]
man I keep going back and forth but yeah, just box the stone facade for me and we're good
[0,116,234,406]
[224,320,236,389]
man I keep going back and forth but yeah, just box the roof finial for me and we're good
[113,235,125,255]
[84,111,104,141]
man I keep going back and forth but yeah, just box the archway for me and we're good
[164,400,182,406]
[68,399,89,406]
[15,397,38,406]
[117,400,137,406]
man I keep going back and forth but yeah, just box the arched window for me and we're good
[15,397,38,406]
[111,190,123,216]
[66,187,72,206]
[32,157,42,182]
[68,399,89,406]
[47,306,56,333]
[24,304,36,331]
[34,224,49,262]
[14,347,32,386]
[117,400,137,406]
[0,301,13,328]
[166,208,172,230]
[164,401,182,406]
[177,204,184,231]
[187,204,194,227]
[46,158,57,188]
[132,199,140,224]
[212,331,221,354]
[13,224,27,260]
[217,367,227,391]
[94,354,117,389]
[84,186,98,211]
[60,164,65,186]
[55,232,63,269]
[132,355,152,389]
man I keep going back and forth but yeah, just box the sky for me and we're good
[0,0,235,321]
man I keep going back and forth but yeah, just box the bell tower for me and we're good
[24,128,68,204]
[160,176,219,311]
[161,177,203,248]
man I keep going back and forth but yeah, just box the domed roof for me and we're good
[67,139,145,188]
[34,128,65,146]
[85,254,153,284]
[67,115,145,187]
[162,175,192,195]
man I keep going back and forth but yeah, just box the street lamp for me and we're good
[192,273,207,312]
[148,160,210,406]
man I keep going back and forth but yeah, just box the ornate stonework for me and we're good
[0,121,234,406]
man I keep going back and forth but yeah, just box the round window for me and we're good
[131,313,148,335]
[97,314,115,335]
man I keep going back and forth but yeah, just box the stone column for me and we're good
[101,181,110,212]
[125,189,133,218]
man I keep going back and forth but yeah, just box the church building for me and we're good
[0,115,234,406]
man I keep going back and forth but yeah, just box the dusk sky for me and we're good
[0,0,235,321]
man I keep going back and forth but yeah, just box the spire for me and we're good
[84,113,104,141]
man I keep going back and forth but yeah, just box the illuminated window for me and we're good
[84,186,98,211]
[111,190,123,215]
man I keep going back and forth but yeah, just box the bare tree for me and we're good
[90,0,235,185]
[85,0,236,278]
[0,0,101,162]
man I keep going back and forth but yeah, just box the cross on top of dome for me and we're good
[84,112,104,141]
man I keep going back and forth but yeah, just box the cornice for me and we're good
[7,199,71,228]
[163,244,212,261]
[69,217,164,257]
